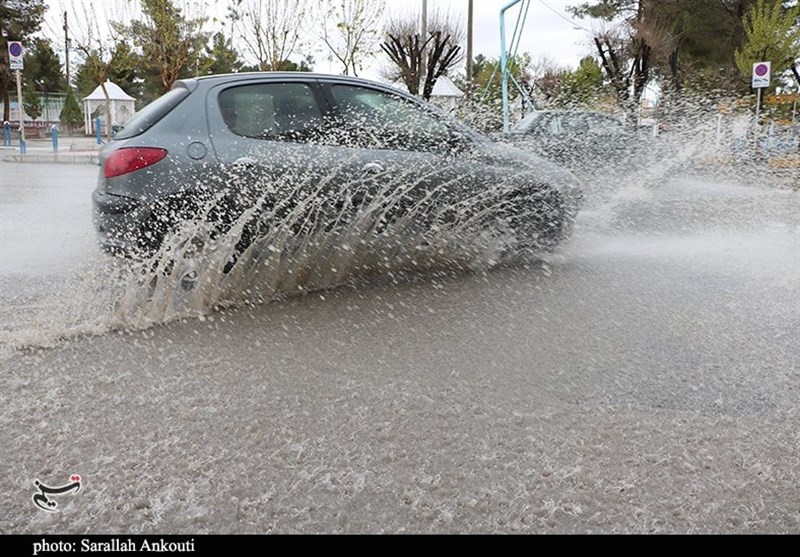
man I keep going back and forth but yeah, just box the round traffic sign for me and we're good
[755,63,769,77]
[8,42,23,57]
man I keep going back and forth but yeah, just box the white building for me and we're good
[426,75,465,112]
[83,81,136,135]
[387,75,465,112]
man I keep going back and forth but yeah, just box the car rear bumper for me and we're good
[92,190,151,256]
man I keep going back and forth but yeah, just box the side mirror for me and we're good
[446,131,471,153]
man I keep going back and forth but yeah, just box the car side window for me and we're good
[544,115,563,135]
[586,114,624,135]
[327,84,455,153]
[561,115,589,135]
[218,83,323,142]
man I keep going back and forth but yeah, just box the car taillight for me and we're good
[104,147,168,178]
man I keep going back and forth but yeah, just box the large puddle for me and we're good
[0,112,797,363]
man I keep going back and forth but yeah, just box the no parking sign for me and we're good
[752,61,771,89]
[8,41,24,70]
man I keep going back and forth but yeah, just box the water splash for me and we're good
[109,162,567,329]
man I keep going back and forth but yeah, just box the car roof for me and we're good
[182,72,408,94]
[176,71,486,143]
[510,109,626,134]
[528,109,615,117]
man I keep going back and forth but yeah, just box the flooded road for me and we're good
[1,158,798,533]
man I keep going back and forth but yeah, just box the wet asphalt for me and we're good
[0,158,798,534]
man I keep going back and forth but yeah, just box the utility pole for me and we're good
[420,0,427,96]
[63,11,70,87]
[421,0,428,45]
[467,0,474,98]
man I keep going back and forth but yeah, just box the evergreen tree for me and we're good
[198,31,244,75]
[278,55,315,72]
[106,43,145,107]
[59,87,83,132]
[240,55,315,73]
[114,0,208,93]
[22,38,64,93]
[568,1,655,109]
[557,57,606,107]
[735,0,800,88]
[22,77,41,120]
[1,0,47,121]
[73,52,103,100]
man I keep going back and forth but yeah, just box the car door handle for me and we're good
[362,162,384,174]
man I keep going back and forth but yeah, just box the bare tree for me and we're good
[572,1,676,115]
[229,0,310,71]
[591,24,632,105]
[67,1,131,140]
[528,55,567,102]
[317,0,384,76]
[381,8,465,100]
[591,26,659,116]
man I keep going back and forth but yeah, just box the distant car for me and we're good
[92,73,582,270]
[733,124,799,162]
[502,110,648,171]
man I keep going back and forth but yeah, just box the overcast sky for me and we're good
[42,0,596,78]
[321,0,595,77]
[399,1,593,68]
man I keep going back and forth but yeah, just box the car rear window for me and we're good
[113,86,191,140]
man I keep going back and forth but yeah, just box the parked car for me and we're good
[732,123,799,162]
[93,73,582,270]
[501,110,649,171]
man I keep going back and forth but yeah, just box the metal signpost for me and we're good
[752,61,771,155]
[8,40,26,153]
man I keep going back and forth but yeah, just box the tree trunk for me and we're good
[669,47,680,94]
[2,70,10,123]
[100,81,112,142]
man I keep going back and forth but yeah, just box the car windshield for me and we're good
[509,112,546,134]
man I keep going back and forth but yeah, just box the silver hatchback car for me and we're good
[93,73,581,265]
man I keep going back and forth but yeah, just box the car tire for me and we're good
[503,184,568,256]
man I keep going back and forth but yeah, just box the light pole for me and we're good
[467,0,474,97]
[64,11,71,87]
[421,0,428,42]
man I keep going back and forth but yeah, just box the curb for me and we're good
[2,152,99,165]
[768,155,800,169]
